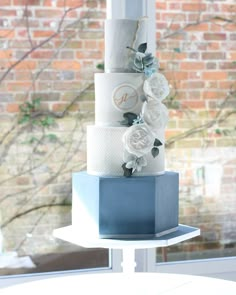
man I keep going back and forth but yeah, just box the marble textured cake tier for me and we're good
[105,18,148,73]
[72,171,179,238]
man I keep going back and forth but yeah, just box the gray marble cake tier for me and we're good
[105,19,148,73]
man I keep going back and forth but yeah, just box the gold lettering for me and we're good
[114,92,129,106]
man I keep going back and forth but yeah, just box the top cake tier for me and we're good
[105,18,148,73]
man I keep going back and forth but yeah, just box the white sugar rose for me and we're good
[142,100,169,132]
[143,72,170,101]
[122,124,154,158]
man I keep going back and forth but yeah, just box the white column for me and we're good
[106,0,156,53]
[121,248,136,273]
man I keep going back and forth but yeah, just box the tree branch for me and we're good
[1,203,70,229]
[166,110,236,148]
[0,5,84,83]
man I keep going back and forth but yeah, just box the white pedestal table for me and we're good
[2,272,236,295]
[53,224,200,273]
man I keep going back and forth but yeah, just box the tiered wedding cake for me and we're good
[72,17,179,238]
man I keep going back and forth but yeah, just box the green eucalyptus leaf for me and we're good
[41,116,55,127]
[123,112,138,126]
[138,43,147,53]
[154,138,162,147]
[122,163,133,177]
[18,115,30,124]
[143,53,154,66]
[151,147,159,158]
[26,102,34,110]
[133,58,144,71]
[174,48,181,53]
[215,129,221,135]
[96,63,104,70]
[32,98,41,108]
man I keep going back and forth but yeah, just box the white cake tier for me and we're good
[87,125,165,176]
[95,73,145,126]
[105,18,148,73]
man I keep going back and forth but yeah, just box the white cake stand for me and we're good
[53,224,200,273]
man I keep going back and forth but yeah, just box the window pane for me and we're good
[0,113,109,275]
[0,1,109,277]
[156,147,236,263]
[0,174,109,275]
[155,0,236,263]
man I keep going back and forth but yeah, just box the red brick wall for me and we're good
[0,0,105,116]
[155,0,236,149]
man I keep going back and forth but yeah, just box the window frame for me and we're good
[0,249,121,288]
[1,249,235,288]
[145,248,236,280]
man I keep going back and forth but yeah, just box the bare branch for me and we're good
[0,5,85,83]
[1,202,70,229]
[166,109,236,148]
[158,15,236,45]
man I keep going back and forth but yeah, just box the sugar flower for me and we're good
[122,124,154,158]
[143,72,170,101]
[123,152,147,173]
[142,100,169,134]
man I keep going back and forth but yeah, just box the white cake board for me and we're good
[53,224,200,273]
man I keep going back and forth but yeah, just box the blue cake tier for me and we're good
[72,171,179,239]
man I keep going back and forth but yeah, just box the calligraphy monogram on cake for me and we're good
[112,84,139,111]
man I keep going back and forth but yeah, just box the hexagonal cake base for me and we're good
[72,171,179,238]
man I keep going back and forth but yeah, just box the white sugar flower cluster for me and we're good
[122,65,170,175]
[142,72,169,136]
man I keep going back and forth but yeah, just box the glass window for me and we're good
[0,1,110,278]
[0,105,110,275]
[156,147,236,263]
[155,0,236,264]
[0,129,109,275]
